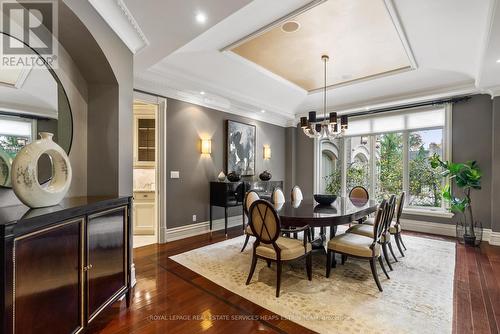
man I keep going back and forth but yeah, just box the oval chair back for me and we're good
[373,200,388,246]
[248,199,281,245]
[395,192,405,226]
[272,187,285,204]
[349,186,369,200]
[291,186,303,202]
[243,190,260,217]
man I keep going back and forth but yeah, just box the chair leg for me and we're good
[378,256,390,280]
[276,261,282,297]
[399,233,408,250]
[246,255,257,285]
[382,243,393,271]
[388,242,398,263]
[369,258,383,292]
[341,254,347,265]
[240,235,250,252]
[326,250,332,278]
[395,234,405,257]
[331,251,337,268]
[306,253,312,281]
[266,259,272,268]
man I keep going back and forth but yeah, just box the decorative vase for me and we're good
[12,132,72,208]
[456,220,482,247]
[217,171,226,182]
[227,171,241,182]
[259,170,272,181]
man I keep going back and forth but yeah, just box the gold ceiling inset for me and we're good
[229,0,413,92]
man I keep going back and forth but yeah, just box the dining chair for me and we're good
[326,200,390,292]
[390,192,407,257]
[272,187,286,204]
[346,195,398,270]
[240,190,260,252]
[349,186,369,200]
[246,199,312,297]
[364,192,407,256]
[291,185,304,202]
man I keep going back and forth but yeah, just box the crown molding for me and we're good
[88,0,149,54]
[134,70,294,128]
[482,85,500,98]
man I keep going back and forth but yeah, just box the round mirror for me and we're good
[0,33,72,188]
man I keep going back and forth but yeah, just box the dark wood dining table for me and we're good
[273,197,378,249]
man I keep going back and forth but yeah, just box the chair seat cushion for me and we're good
[363,217,375,225]
[245,224,254,235]
[389,223,402,234]
[256,237,311,261]
[327,233,380,258]
[347,224,374,238]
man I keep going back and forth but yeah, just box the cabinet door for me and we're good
[14,219,84,334]
[87,207,128,322]
[133,200,155,235]
[134,113,156,167]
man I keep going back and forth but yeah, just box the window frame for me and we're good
[315,104,452,217]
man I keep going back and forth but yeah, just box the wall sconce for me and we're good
[263,145,271,160]
[201,138,211,154]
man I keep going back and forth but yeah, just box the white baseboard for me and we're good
[401,219,499,246]
[165,215,243,242]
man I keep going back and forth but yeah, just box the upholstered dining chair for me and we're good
[390,192,407,257]
[246,199,312,297]
[240,190,260,252]
[349,186,369,200]
[346,195,398,270]
[272,187,286,204]
[326,200,390,292]
[291,185,304,202]
[364,192,407,257]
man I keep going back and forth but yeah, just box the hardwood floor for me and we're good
[86,228,500,334]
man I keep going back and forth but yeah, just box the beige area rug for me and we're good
[170,230,455,334]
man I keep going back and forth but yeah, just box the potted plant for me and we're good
[429,154,482,246]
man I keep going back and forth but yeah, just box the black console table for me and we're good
[0,196,132,334]
[209,180,284,235]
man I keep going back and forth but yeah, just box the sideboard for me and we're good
[209,180,284,235]
[0,196,132,334]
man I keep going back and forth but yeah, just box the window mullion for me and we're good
[403,131,409,205]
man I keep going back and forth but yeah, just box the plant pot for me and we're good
[463,234,476,246]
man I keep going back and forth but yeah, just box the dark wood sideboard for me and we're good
[0,196,132,334]
[209,181,283,235]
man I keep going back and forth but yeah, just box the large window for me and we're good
[316,106,450,213]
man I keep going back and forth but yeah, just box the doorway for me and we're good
[132,92,167,248]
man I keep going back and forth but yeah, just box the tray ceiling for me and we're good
[229,0,413,92]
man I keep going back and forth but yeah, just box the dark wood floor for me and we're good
[86,228,500,334]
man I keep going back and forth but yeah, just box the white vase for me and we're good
[217,171,226,182]
[12,132,72,208]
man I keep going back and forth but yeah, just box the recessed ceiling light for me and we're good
[200,91,205,95]
[496,59,500,63]
[195,12,207,24]
[281,21,300,33]
[261,109,266,113]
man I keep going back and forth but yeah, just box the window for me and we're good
[315,105,450,213]
[0,116,34,157]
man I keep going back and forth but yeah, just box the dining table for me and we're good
[273,197,379,250]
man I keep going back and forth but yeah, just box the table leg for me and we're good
[224,207,228,236]
[329,224,337,240]
[209,205,213,231]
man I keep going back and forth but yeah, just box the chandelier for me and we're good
[300,55,348,139]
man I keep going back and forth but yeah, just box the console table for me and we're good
[0,196,132,334]
[209,180,284,235]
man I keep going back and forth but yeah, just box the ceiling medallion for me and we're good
[300,55,348,139]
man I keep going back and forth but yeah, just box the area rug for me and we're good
[170,231,455,334]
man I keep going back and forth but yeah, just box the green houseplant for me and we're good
[429,154,482,245]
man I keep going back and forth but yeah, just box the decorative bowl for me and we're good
[314,194,337,206]
[227,171,241,182]
[259,170,272,181]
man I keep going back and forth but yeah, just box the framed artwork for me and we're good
[226,120,256,176]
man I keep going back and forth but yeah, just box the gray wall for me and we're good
[491,96,500,232]
[166,98,286,229]
[295,124,315,200]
